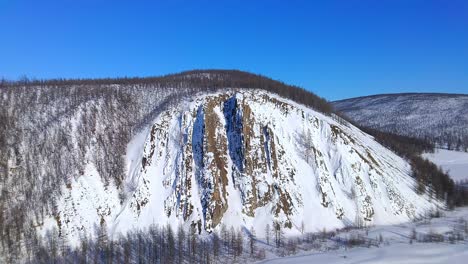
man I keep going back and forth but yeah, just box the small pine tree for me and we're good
[274,221,284,247]
[176,223,185,264]
[212,231,220,259]
[235,228,243,258]
[410,228,417,241]
[249,227,256,256]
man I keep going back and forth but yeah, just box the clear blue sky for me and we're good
[1,0,467,100]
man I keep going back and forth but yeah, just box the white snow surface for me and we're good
[261,243,468,264]
[44,90,440,245]
[260,206,468,264]
[422,149,468,182]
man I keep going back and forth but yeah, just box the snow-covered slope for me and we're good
[333,93,468,151]
[47,90,438,243]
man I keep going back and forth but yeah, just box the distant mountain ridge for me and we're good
[333,93,468,152]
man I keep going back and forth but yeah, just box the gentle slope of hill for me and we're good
[333,93,468,151]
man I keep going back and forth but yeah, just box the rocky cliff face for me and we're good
[49,90,437,242]
[119,90,436,233]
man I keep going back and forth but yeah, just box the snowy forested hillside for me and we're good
[333,93,468,151]
[0,71,460,263]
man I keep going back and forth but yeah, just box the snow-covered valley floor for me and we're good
[262,243,468,264]
[422,149,468,182]
[257,207,468,264]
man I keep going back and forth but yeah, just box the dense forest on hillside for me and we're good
[0,70,466,262]
[333,93,468,152]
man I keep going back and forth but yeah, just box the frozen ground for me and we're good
[422,149,468,182]
[261,243,468,264]
[257,207,468,264]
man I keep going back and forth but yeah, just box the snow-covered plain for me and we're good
[422,149,468,182]
[262,243,468,264]
[259,207,468,264]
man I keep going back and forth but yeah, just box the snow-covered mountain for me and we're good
[47,90,437,243]
[333,93,468,151]
[2,72,448,262]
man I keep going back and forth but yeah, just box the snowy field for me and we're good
[262,243,468,264]
[422,149,468,182]
[257,207,468,264]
